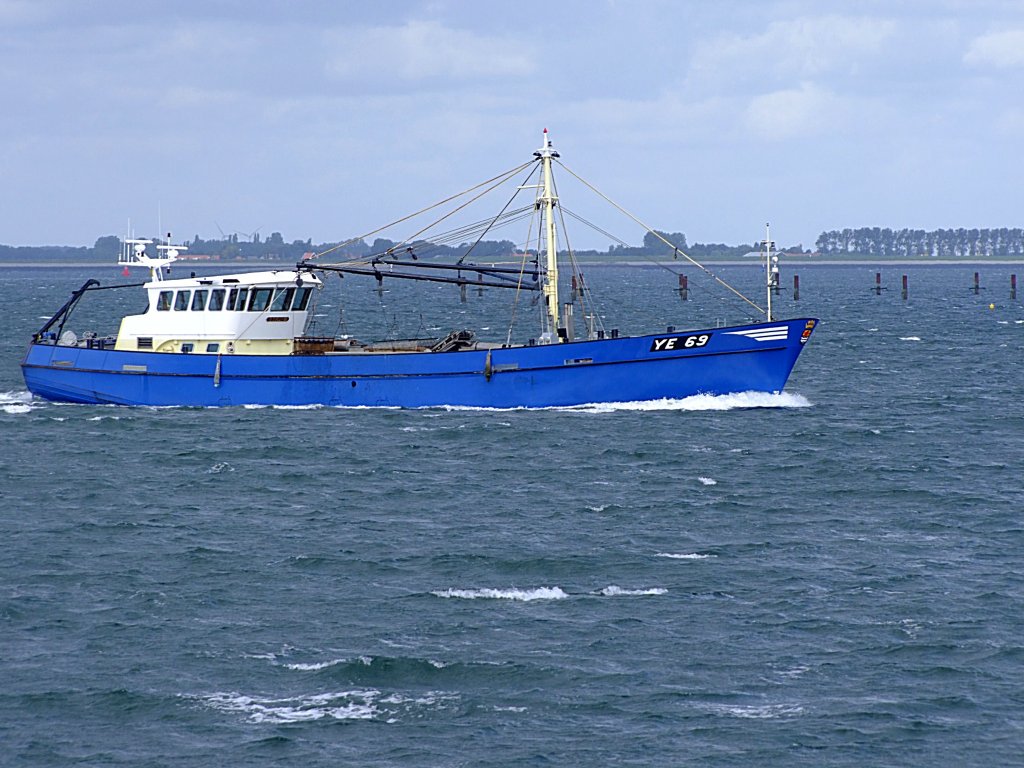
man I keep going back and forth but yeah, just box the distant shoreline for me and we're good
[4,259,1024,269]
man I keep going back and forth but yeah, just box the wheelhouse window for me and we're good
[292,287,313,311]
[270,287,295,312]
[208,289,225,311]
[248,287,273,312]
[206,342,220,353]
[191,289,207,311]
[174,291,191,311]
[156,291,173,311]
[230,287,249,311]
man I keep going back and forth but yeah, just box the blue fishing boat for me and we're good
[21,131,817,408]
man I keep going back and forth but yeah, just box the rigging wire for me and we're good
[312,159,535,261]
[554,159,765,316]
[551,173,606,337]
[406,206,534,249]
[386,207,536,258]
[456,163,540,264]
[370,162,539,263]
[505,203,541,346]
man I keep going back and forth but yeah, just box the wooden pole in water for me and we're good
[793,274,800,300]
[875,272,882,295]
[460,282,467,303]
[974,272,980,294]
[477,273,484,297]
[902,274,908,300]
[1012,274,1017,300]
[678,274,688,300]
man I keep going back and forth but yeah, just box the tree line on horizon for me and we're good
[2,226,1023,262]
[815,227,1024,257]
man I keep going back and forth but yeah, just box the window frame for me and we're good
[292,286,313,311]
[248,287,273,312]
[270,287,295,312]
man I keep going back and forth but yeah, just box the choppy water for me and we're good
[2,264,1023,766]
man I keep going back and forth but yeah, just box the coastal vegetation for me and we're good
[815,228,1024,258]
[3,227,1024,263]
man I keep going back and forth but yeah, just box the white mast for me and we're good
[762,222,777,322]
[534,128,561,339]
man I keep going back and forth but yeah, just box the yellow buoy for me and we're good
[989,303,995,310]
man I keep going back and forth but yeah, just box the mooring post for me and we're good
[460,283,467,303]
[974,272,981,294]
[1012,274,1017,300]
[477,273,484,297]
[875,272,882,295]
[902,274,908,300]
[678,274,688,301]
[571,274,578,302]
[793,274,800,300]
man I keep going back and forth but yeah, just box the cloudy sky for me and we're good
[2,0,1022,250]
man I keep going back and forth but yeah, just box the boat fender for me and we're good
[484,350,492,382]
[213,355,222,388]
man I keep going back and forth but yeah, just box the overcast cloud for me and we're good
[1,0,1022,250]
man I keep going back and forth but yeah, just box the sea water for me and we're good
[1,264,1022,766]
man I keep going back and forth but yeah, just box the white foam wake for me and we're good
[435,391,810,413]
[570,391,811,413]
[656,553,715,560]
[1,390,33,414]
[432,587,568,601]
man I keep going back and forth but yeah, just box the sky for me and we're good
[2,0,1023,251]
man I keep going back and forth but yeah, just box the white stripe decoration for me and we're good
[724,326,789,342]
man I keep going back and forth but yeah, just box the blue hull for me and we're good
[21,319,817,408]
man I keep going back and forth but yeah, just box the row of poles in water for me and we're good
[674,271,1020,301]
[438,268,1019,305]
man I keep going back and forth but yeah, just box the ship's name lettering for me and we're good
[650,333,711,352]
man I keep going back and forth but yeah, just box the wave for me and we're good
[283,659,348,671]
[704,703,804,720]
[192,690,381,724]
[698,476,717,485]
[899,336,922,341]
[432,587,568,601]
[597,586,667,596]
[656,553,715,560]
[243,403,325,410]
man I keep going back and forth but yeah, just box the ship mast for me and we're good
[761,222,776,322]
[534,129,561,339]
